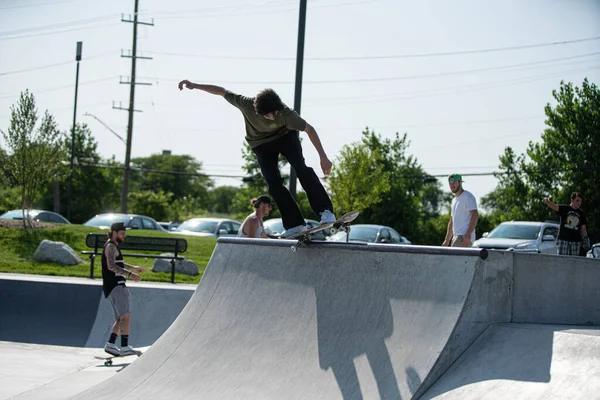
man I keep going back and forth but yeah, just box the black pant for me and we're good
[253,132,333,230]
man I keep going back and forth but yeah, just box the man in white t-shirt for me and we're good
[442,173,479,247]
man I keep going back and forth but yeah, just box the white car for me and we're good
[326,224,411,245]
[587,243,600,259]
[472,221,559,254]
[172,218,241,238]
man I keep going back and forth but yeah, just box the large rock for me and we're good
[33,240,84,265]
[152,254,199,276]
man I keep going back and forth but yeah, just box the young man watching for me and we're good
[543,192,589,256]
[178,80,336,237]
[102,222,144,356]
[442,173,479,247]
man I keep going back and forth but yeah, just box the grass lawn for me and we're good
[0,223,217,284]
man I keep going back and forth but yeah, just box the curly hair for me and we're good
[254,88,284,115]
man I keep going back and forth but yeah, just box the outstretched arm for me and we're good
[303,123,332,175]
[178,80,226,96]
[542,197,559,212]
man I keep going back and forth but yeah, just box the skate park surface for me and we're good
[1,238,599,399]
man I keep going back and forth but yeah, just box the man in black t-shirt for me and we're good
[542,192,590,256]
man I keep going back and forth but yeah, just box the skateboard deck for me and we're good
[95,350,143,366]
[286,210,360,252]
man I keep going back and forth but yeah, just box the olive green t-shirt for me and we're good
[224,90,307,148]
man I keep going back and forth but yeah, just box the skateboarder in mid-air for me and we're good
[102,222,144,356]
[178,80,337,237]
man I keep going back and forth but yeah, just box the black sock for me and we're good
[109,333,118,344]
[121,334,129,347]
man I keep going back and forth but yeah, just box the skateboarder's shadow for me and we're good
[243,248,404,399]
[314,263,401,400]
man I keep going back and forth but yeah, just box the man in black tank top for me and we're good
[102,222,144,356]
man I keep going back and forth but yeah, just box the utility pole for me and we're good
[289,0,307,199]
[115,0,153,213]
[67,41,82,221]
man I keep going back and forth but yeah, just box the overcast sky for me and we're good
[1,0,599,212]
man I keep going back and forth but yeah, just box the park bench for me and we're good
[82,233,188,283]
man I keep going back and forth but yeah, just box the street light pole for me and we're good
[289,0,307,199]
[67,41,82,221]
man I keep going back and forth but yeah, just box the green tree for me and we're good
[207,186,240,215]
[327,143,390,214]
[359,128,446,244]
[37,123,122,223]
[130,153,213,207]
[528,79,599,242]
[482,79,599,243]
[0,90,63,228]
[129,190,173,222]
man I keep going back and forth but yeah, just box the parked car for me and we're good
[0,209,70,224]
[587,243,600,259]
[158,221,180,231]
[263,218,330,241]
[83,213,166,231]
[472,221,559,254]
[173,218,242,238]
[326,224,411,244]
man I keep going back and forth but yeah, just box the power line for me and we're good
[0,14,118,37]
[0,0,86,10]
[147,52,600,85]
[148,35,600,61]
[0,51,115,76]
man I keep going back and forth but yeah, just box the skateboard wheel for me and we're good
[105,360,111,366]
[291,245,297,252]
[330,228,337,235]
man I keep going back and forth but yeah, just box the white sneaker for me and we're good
[281,224,307,238]
[104,342,120,356]
[120,345,137,356]
[319,210,336,224]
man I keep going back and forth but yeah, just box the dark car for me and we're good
[326,224,411,244]
[0,209,70,224]
[83,213,166,231]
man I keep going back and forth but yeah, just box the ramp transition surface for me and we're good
[76,239,512,399]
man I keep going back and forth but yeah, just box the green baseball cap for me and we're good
[448,173,463,183]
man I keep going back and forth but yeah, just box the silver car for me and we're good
[0,209,70,224]
[472,221,559,253]
[173,218,242,238]
[326,224,411,244]
[83,213,166,231]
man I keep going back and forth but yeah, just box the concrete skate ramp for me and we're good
[0,275,194,348]
[77,238,512,400]
[421,323,600,399]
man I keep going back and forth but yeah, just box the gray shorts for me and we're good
[108,285,131,319]
[451,235,471,247]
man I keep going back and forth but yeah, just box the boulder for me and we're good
[152,254,199,276]
[33,240,84,265]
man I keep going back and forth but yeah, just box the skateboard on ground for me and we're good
[95,350,143,366]
[285,210,360,252]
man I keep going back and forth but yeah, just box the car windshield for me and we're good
[487,224,540,240]
[329,226,379,242]
[85,214,130,226]
[177,220,218,233]
[0,210,39,219]
[264,219,284,234]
